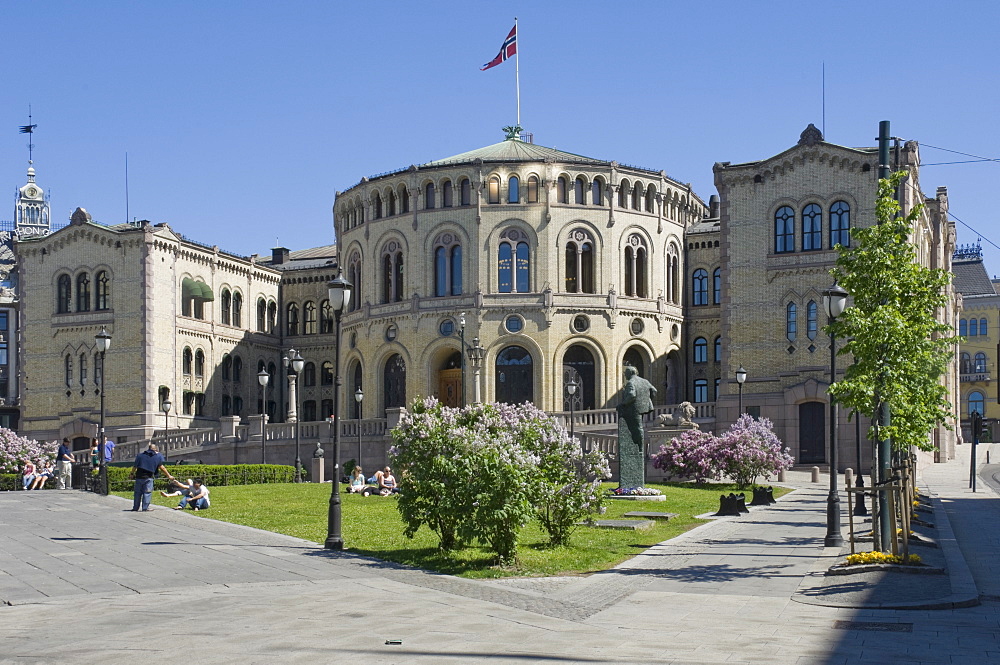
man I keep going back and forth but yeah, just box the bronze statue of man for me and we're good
[617,365,657,488]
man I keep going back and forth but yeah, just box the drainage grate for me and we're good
[834,621,913,633]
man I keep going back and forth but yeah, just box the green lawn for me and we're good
[116,482,791,578]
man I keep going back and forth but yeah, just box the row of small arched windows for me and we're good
[786,301,820,342]
[182,348,244,382]
[775,201,851,254]
[285,300,335,336]
[220,289,244,327]
[64,352,103,388]
[692,336,723,364]
[959,318,989,337]
[56,271,111,314]
[960,352,989,375]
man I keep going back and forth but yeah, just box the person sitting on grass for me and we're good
[161,478,193,498]
[378,466,398,496]
[174,478,210,511]
[348,466,367,493]
[21,461,36,490]
[31,462,55,490]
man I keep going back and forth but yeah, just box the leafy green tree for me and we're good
[827,171,958,452]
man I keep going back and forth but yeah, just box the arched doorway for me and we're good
[383,354,406,412]
[798,401,825,463]
[563,345,596,410]
[438,351,462,407]
[623,346,646,377]
[495,346,533,405]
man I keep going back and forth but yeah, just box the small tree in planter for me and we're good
[650,429,721,484]
[715,415,793,489]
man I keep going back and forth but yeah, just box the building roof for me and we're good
[421,138,608,168]
[257,244,338,272]
[954,258,995,296]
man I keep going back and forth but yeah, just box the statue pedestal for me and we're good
[605,494,666,502]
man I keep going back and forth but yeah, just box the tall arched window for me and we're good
[194,350,205,377]
[667,245,680,304]
[352,361,363,418]
[624,234,647,298]
[693,379,708,403]
[183,348,193,375]
[321,361,334,386]
[960,352,972,374]
[232,292,242,327]
[286,303,299,336]
[424,182,435,209]
[564,229,595,293]
[775,206,795,253]
[526,175,539,203]
[94,352,102,387]
[76,273,91,312]
[320,300,333,333]
[399,185,409,214]
[807,301,818,340]
[495,346,533,405]
[57,274,72,313]
[557,176,569,204]
[384,354,407,409]
[222,355,232,381]
[508,175,519,203]
[617,182,628,208]
[574,177,586,205]
[802,203,822,251]
[303,362,316,387]
[460,178,471,206]
[498,229,530,293]
[95,271,110,310]
[974,352,987,373]
[373,192,383,219]
[830,201,850,248]
[303,301,317,334]
[692,269,708,306]
[348,252,362,312]
[79,353,87,386]
[786,303,797,341]
[232,356,242,382]
[645,185,656,213]
[693,337,708,364]
[487,176,501,204]
[381,241,404,303]
[65,354,73,387]
[969,391,985,416]
[221,289,232,325]
[960,319,968,337]
[982,318,989,337]
[592,179,603,205]
[257,298,267,331]
[713,268,721,304]
[970,319,979,336]
[442,180,453,207]
[433,233,462,297]
[387,190,397,216]
[267,301,277,333]
[714,336,722,362]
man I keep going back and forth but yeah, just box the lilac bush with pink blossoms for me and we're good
[0,428,57,473]
[650,429,721,484]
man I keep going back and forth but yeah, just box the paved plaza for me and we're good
[2,443,999,665]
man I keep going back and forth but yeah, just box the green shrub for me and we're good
[107,464,296,492]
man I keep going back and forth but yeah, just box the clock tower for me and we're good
[15,166,50,237]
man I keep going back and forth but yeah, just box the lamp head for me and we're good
[823,281,849,319]
[258,370,270,387]
[291,350,304,374]
[162,399,171,414]
[567,378,578,396]
[95,326,112,353]
[327,272,353,312]
[459,312,466,327]
[355,386,364,403]
[736,365,747,385]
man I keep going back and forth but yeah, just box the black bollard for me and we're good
[713,494,742,517]
[735,492,749,513]
[750,487,774,506]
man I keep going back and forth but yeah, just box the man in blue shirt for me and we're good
[56,438,74,490]
[131,444,175,511]
[103,439,115,463]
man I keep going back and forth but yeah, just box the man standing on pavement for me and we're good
[103,438,115,464]
[56,438,74,490]
[131,443,174,511]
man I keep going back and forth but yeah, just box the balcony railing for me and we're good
[961,373,991,383]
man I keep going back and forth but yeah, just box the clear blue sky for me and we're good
[2,1,998,272]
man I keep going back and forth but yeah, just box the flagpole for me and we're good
[515,16,520,128]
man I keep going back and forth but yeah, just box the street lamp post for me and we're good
[567,377,579,441]
[325,272,353,551]
[285,349,305,482]
[95,327,111,496]
[257,370,269,463]
[459,312,466,407]
[735,365,747,417]
[823,281,848,548]
[354,386,364,466]
[466,337,485,404]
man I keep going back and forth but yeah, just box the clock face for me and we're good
[25,187,37,197]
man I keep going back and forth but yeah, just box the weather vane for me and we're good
[19,106,37,164]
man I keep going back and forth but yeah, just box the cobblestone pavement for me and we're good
[1,449,998,664]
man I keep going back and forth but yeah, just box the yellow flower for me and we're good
[845,551,921,566]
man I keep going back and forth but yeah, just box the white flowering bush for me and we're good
[391,398,610,563]
[0,428,57,473]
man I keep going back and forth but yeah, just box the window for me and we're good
[321,361,334,386]
[692,269,708,306]
[960,319,968,337]
[693,337,708,364]
[194,350,205,377]
[434,233,462,297]
[574,177,586,205]
[830,201,850,248]
[373,193,383,219]
[960,352,972,374]
[257,298,267,331]
[76,273,91,312]
[79,353,87,386]
[498,230,530,293]
[94,352,102,387]
[504,315,523,333]
[802,203,822,251]
[57,275,71,313]
[508,176,519,203]
[526,175,538,203]
[775,206,795,253]
[557,176,569,203]
[564,230,594,293]
[222,355,232,381]
[232,293,242,328]
[592,179,603,205]
[221,289,232,325]
[222,395,231,416]
[348,252,362,312]
[233,356,242,383]
[183,348,193,375]
[196,393,205,417]
[65,355,73,387]
[232,397,243,416]
[399,187,409,214]
[303,362,316,387]
[487,176,501,204]
[807,301,818,340]
[645,185,656,213]
[302,401,317,422]
[982,318,989,337]
[715,378,720,401]
[183,391,194,415]
[970,318,979,336]
[714,336,722,363]
[304,301,317,334]
[322,398,334,420]
[286,303,299,336]
[969,391,985,416]
[694,379,708,403]
[667,246,680,304]
[786,303,797,341]
[631,183,640,210]
[617,182,627,208]
[442,180,453,207]
[388,190,396,216]
[381,242,404,303]
[974,352,987,373]
[624,234,647,297]
[95,271,110,310]
[713,268,721,304]
[460,178,471,206]
[320,300,333,333]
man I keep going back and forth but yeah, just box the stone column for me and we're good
[287,373,298,423]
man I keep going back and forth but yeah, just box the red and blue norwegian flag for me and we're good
[481,25,517,71]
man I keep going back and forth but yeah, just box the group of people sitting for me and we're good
[21,460,55,490]
[348,465,398,496]
[160,477,211,510]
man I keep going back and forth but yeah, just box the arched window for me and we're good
[303,301,317,334]
[667,246,680,304]
[424,182,434,210]
[257,298,267,331]
[526,175,539,203]
[487,176,501,204]
[399,186,409,214]
[320,300,333,333]
[322,398,334,420]
[693,379,708,403]
[94,352,102,387]
[388,190,397,216]
[960,352,971,374]
[624,234,647,298]
[982,318,989,337]
[267,301,277,333]
[786,303,797,341]
[76,273,91,312]
[384,354,407,409]
[348,252,362,312]
[693,337,708,364]
[460,178,471,206]
[302,401,317,422]
[807,301,818,340]
[495,346,533,405]
[960,319,968,337]
[974,352,987,373]
[433,233,462,297]
[321,361,334,386]
[194,350,205,377]
[95,270,110,310]
[381,241,404,303]
[222,355,232,381]
[303,362,316,387]
[221,289,232,325]
[286,303,299,336]
[442,180,453,207]
[57,274,71,313]
[65,355,72,387]
[79,353,87,386]
[498,229,530,293]
[183,348,193,375]
[553,176,566,204]
[617,182,627,208]
[564,229,595,293]
[714,336,722,362]
[234,356,243,383]
[830,201,850,248]
[631,183,641,210]
[645,185,656,213]
[692,269,708,306]
[713,268,721,304]
[970,318,979,336]
[221,395,231,416]
[775,206,795,253]
[802,203,822,251]
[232,396,243,416]
[508,175,519,203]
[373,193,383,219]
[592,179,603,205]
[969,391,986,416]
[232,292,242,327]
[574,177,586,205]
